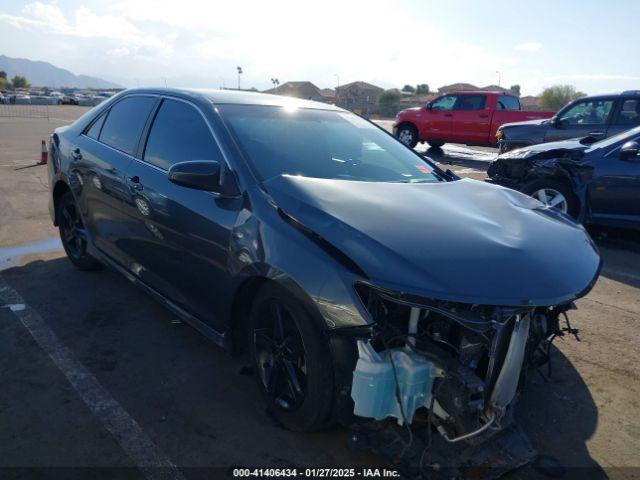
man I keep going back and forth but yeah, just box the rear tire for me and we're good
[520,178,579,219]
[249,283,334,432]
[396,124,418,148]
[57,192,102,270]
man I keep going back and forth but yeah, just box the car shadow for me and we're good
[589,226,640,288]
[1,256,607,476]
[514,345,606,479]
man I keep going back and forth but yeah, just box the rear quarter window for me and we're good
[85,113,106,139]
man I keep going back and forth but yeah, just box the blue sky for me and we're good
[1,0,638,94]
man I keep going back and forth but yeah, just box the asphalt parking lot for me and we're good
[1,106,639,479]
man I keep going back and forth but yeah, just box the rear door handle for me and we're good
[127,175,144,191]
[589,131,605,137]
[444,113,453,117]
[479,114,489,118]
[72,147,82,161]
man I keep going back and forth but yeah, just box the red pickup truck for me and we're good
[393,91,554,148]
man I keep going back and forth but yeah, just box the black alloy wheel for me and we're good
[58,192,102,270]
[249,283,335,432]
[253,299,307,412]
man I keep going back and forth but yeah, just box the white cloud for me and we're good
[107,47,131,57]
[0,2,170,51]
[514,42,542,52]
[0,0,522,89]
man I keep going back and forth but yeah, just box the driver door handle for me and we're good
[444,113,453,117]
[589,131,605,137]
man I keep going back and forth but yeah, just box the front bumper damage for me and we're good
[338,285,578,478]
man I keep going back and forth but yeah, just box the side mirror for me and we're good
[619,141,640,161]
[425,103,433,110]
[169,160,223,192]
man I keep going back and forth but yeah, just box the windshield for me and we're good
[589,125,640,150]
[219,104,441,183]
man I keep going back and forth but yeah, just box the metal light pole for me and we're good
[237,66,243,90]
[496,71,501,87]
[334,73,340,88]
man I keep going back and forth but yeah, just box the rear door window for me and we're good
[453,95,487,111]
[143,98,223,170]
[497,95,520,111]
[613,99,640,127]
[99,96,156,156]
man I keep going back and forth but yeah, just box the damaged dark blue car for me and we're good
[488,125,640,229]
[48,89,601,475]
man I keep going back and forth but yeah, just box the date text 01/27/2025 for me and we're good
[232,468,401,478]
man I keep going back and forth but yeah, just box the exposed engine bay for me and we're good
[345,284,580,478]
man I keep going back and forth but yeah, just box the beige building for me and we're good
[335,81,384,115]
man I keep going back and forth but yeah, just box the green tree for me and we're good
[401,84,415,93]
[539,85,586,111]
[510,84,521,96]
[0,77,9,90]
[10,75,30,89]
[377,89,402,117]
[0,71,7,79]
[416,83,429,95]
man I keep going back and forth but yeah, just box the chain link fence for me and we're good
[0,105,50,120]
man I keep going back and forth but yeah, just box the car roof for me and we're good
[120,87,343,111]
[578,91,640,99]
[438,91,515,96]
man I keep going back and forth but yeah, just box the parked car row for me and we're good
[48,89,599,471]
[0,90,115,106]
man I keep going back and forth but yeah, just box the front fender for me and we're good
[528,159,594,222]
[228,188,370,331]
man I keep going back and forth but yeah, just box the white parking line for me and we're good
[0,278,186,480]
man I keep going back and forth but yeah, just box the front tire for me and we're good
[427,140,444,149]
[249,283,334,432]
[520,179,579,218]
[396,124,418,148]
[58,192,102,270]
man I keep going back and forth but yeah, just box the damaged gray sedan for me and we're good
[49,89,601,476]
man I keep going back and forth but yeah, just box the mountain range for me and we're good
[0,54,121,89]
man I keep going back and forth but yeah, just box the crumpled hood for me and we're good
[498,138,589,160]
[264,175,600,306]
